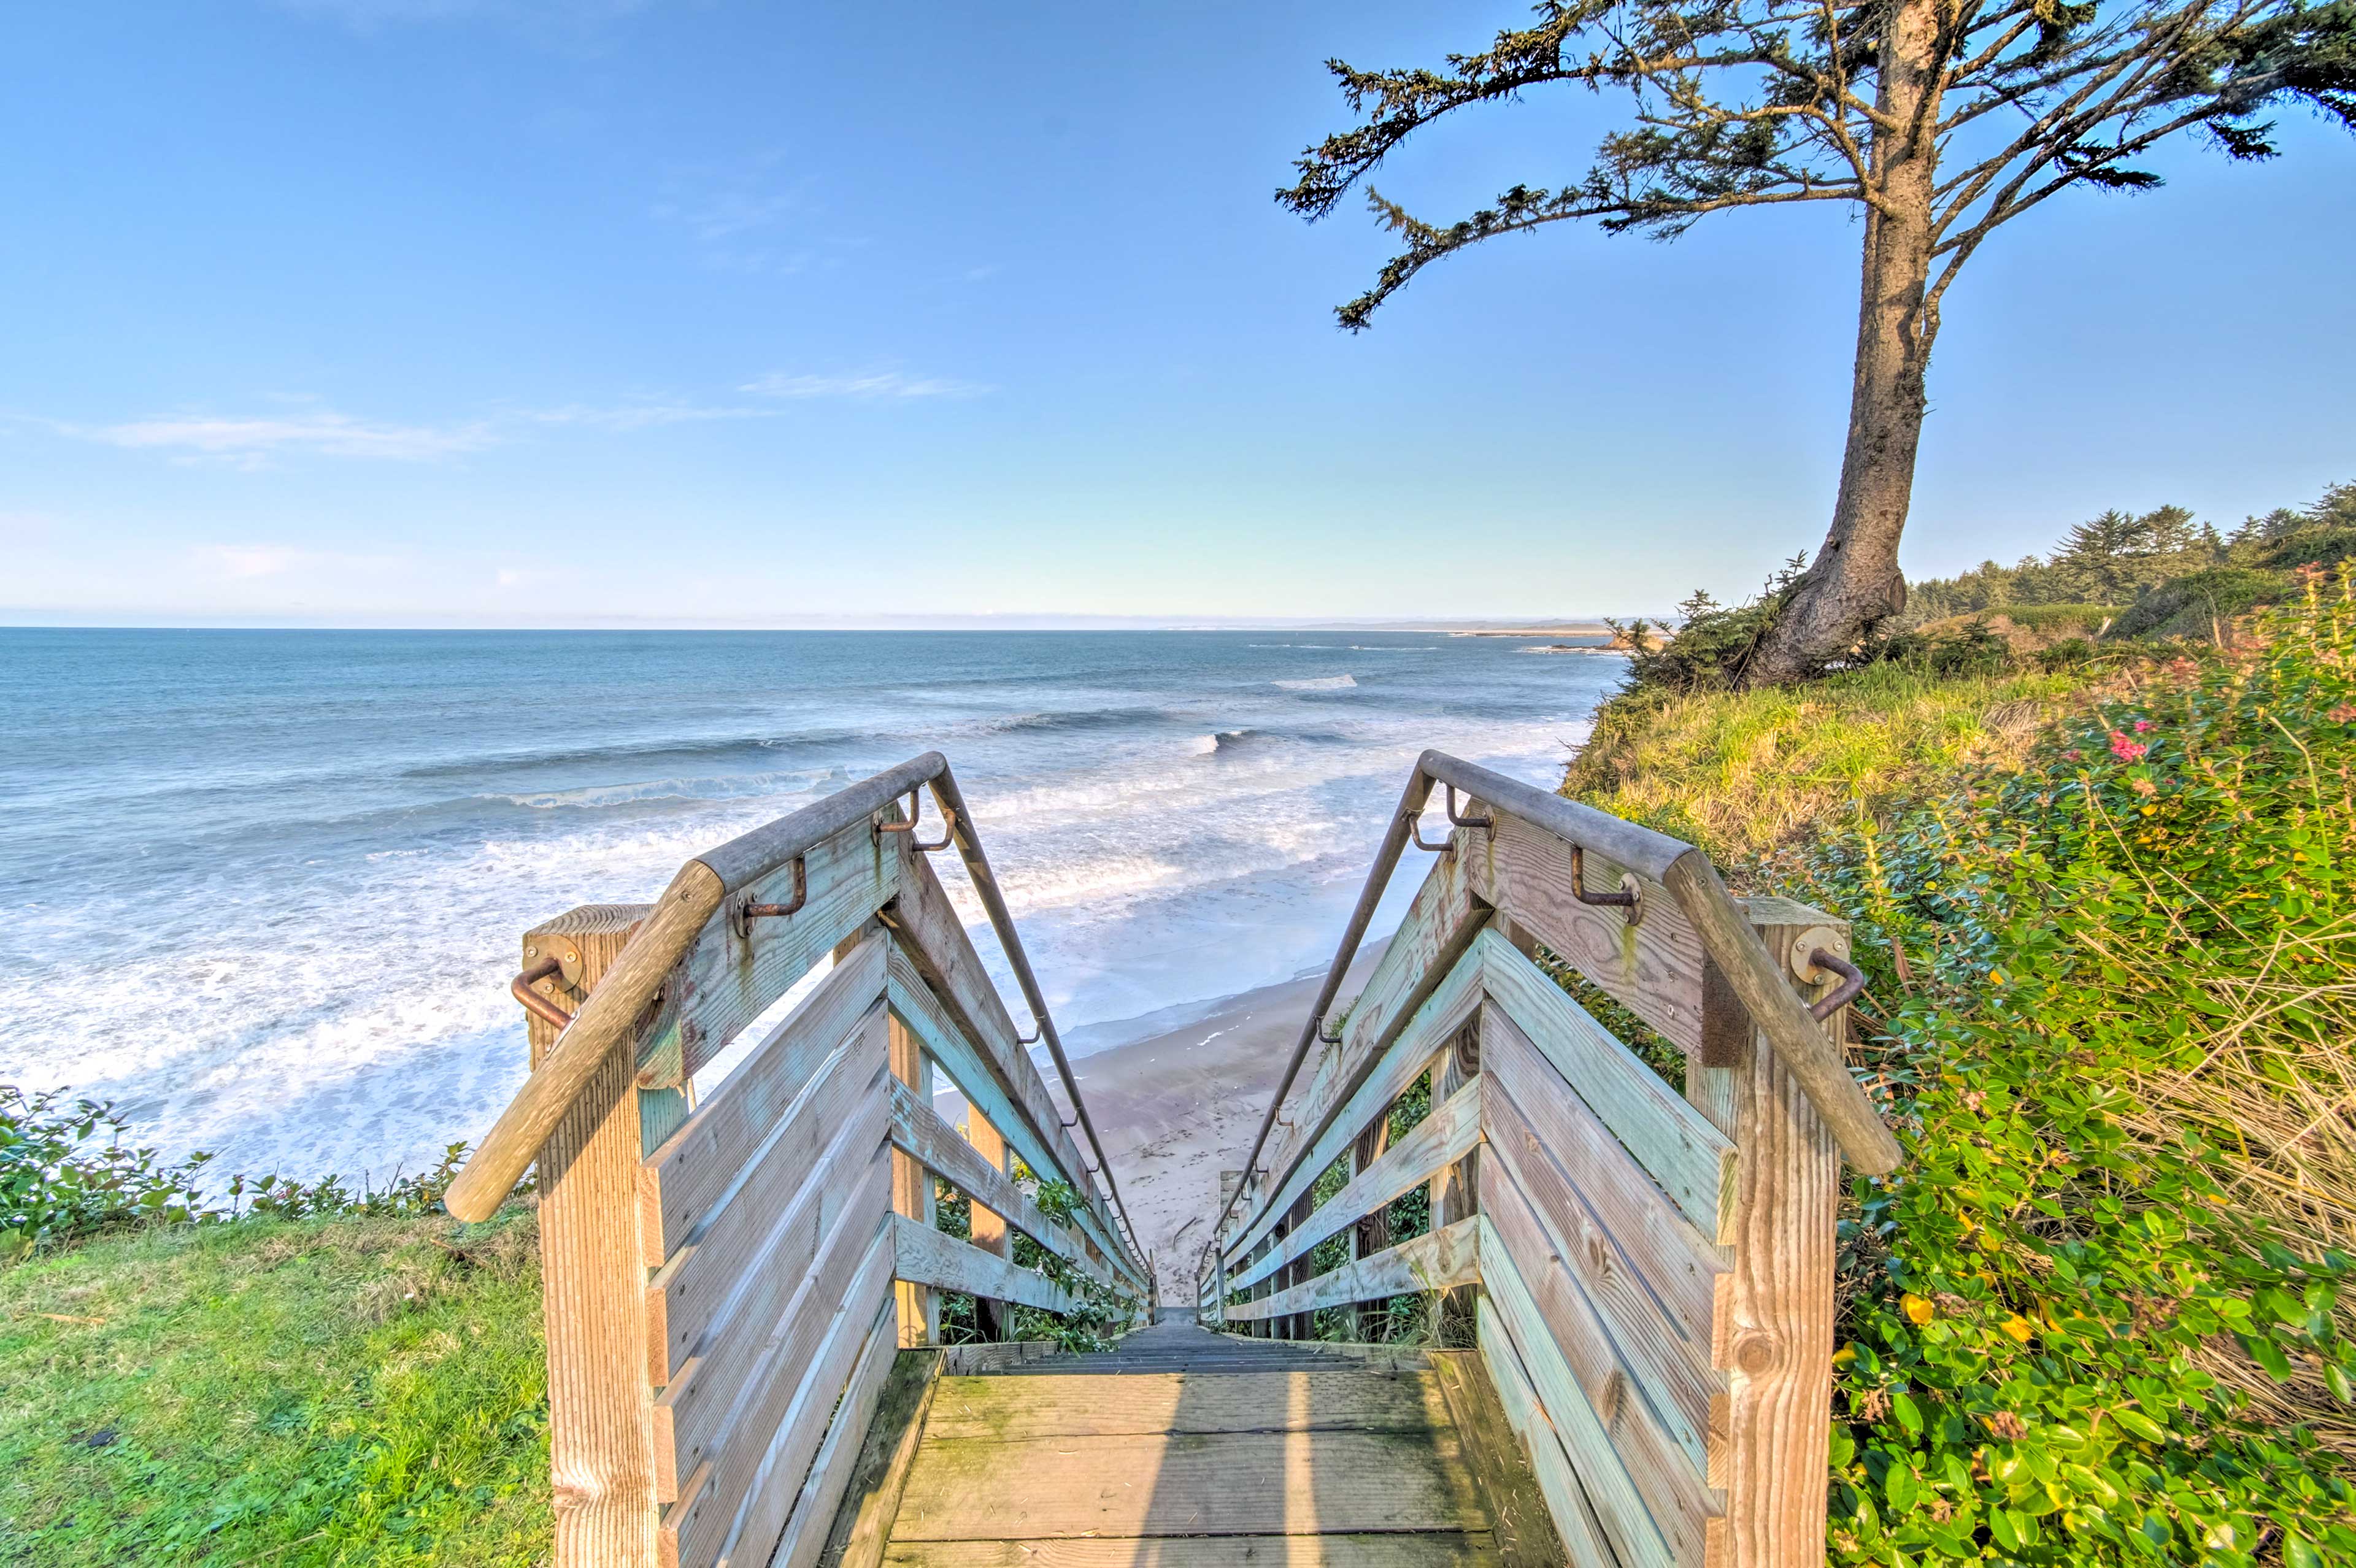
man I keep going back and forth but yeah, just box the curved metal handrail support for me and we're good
[1198,748,1901,1287]
[449,753,1156,1281]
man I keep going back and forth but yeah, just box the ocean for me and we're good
[0,628,1622,1185]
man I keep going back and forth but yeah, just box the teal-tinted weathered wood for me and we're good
[1228,1075,1482,1293]
[885,1078,1117,1293]
[1225,933,1488,1267]
[1223,1215,1479,1322]
[641,812,901,1088]
[889,1214,1077,1315]
[1480,1010,1727,1427]
[1481,1223,1687,1568]
[884,852,1140,1286]
[1476,929,1733,1236]
[1479,1147,1723,1542]
[1477,1295,1620,1568]
[884,944,1135,1289]
[645,932,891,1262]
[1254,847,1482,1232]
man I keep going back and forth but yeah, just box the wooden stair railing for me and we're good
[1199,750,1904,1568]
[445,756,1150,1568]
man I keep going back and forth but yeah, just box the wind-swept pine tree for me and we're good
[1280,0,2355,681]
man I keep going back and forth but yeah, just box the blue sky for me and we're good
[3,0,2350,626]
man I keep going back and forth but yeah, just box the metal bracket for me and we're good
[1443,784,1493,833]
[1406,806,1452,853]
[875,789,955,851]
[730,855,807,939]
[1315,1015,1344,1046]
[510,955,576,1029]
[1569,845,1642,922]
[1800,945,1868,1021]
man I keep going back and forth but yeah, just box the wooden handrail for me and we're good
[448,753,1155,1280]
[1205,749,1900,1275]
[1426,751,1901,1176]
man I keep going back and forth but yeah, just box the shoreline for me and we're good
[942,939,1389,1301]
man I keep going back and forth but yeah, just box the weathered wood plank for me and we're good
[649,1012,889,1381]
[817,1351,943,1568]
[1700,906,1848,1568]
[1461,809,1707,1054]
[1226,934,1487,1267]
[1477,929,1734,1235]
[881,1537,1504,1566]
[764,1302,902,1568]
[961,1103,1011,1340]
[642,932,890,1265]
[883,850,1138,1284]
[1481,1226,1685,1568]
[918,1370,1453,1441]
[1427,1350,1569,1568]
[641,813,902,1087]
[888,1016,937,1347]
[1225,1215,1480,1323]
[522,905,663,1568]
[1257,847,1482,1228]
[881,941,1133,1287]
[654,1145,891,1499]
[1480,1158,1724,1548]
[662,1224,896,1568]
[884,1080,1109,1289]
[1228,1076,1482,1294]
[889,1213,1077,1316]
[1477,1295,1621,1568]
[890,1429,1491,1540]
[1480,1009,1727,1429]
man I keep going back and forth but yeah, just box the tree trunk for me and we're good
[1746,0,1946,685]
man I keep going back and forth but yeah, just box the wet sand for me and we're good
[1060,941,1386,1302]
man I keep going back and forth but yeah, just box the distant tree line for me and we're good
[1906,480,2356,621]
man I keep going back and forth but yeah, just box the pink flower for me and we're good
[2331,703,2356,724]
[2109,731,2149,763]
[2133,720,2155,734]
[2062,749,2084,763]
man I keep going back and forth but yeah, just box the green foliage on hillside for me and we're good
[0,1208,549,1565]
[1910,482,2356,630]
[1571,580,2356,1565]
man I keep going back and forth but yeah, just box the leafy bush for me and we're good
[1,1088,218,1260]
[2107,566,2290,641]
[1765,579,2356,1565]
[2,1084,477,1263]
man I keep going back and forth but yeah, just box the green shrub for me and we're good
[1771,580,2356,1565]
[1,1088,218,1260]
[2108,566,2289,641]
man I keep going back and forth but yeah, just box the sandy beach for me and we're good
[1063,940,1387,1302]
[938,940,1387,1303]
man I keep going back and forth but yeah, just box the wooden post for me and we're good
[890,1016,939,1347]
[1284,1190,1315,1340]
[522,904,679,1568]
[1693,897,1850,1568]
[1429,1020,1481,1345]
[1216,1169,1242,1328]
[964,1106,1011,1341]
[1350,1113,1392,1342]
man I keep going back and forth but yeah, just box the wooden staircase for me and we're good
[444,750,1902,1568]
[866,1314,1558,1565]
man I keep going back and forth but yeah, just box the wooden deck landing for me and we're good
[870,1318,1545,1565]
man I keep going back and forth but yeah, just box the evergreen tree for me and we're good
[1278,0,2356,682]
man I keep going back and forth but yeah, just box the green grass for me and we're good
[1565,661,2092,864]
[0,1207,549,1566]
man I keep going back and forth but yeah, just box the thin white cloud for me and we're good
[741,371,992,401]
[64,411,498,466]
[193,543,402,579]
[519,402,776,431]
